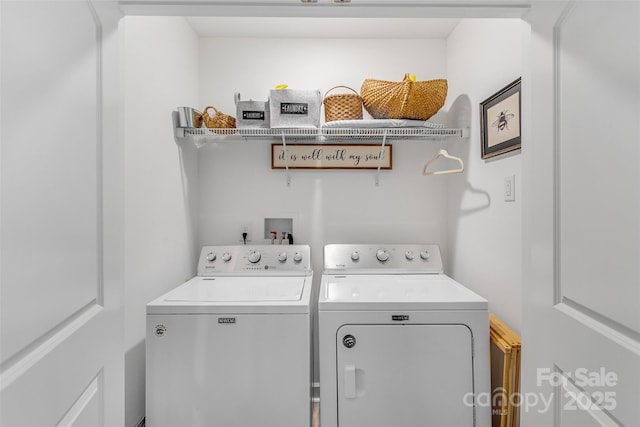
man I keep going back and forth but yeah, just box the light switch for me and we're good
[504,175,515,202]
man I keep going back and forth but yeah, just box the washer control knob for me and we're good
[293,252,303,263]
[351,251,360,261]
[420,250,430,260]
[278,252,288,262]
[405,251,415,260]
[376,249,389,262]
[248,250,261,263]
[206,252,216,262]
[221,252,232,262]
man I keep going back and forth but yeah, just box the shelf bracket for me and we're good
[282,134,291,186]
[374,131,388,187]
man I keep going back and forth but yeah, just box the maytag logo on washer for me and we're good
[154,324,167,337]
[392,315,410,321]
[218,317,236,324]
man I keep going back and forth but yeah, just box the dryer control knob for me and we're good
[248,251,261,263]
[376,249,389,262]
[420,250,430,260]
[206,252,216,262]
[405,251,415,260]
[293,252,303,263]
[278,252,288,262]
[351,251,360,261]
[343,334,356,349]
[221,252,232,262]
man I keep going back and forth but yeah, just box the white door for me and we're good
[336,324,474,427]
[1,1,124,426]
[523,2,640,426]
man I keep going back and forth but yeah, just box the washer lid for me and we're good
[162,276,305,302]
[147,275,312,314]
[319,274,488,310]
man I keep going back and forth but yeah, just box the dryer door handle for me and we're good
[344,365,357,398]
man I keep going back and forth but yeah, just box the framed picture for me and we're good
[480,78,521,159]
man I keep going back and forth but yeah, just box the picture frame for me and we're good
[480,78,521,159]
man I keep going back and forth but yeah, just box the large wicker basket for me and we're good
[360,74,448,120]
[202,105,236,130]
[323,86,363,122]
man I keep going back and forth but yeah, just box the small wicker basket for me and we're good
[360,74,448,120]
[202,106,236,131]
[323,86,363,122]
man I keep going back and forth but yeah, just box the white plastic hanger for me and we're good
[422,149,464,175]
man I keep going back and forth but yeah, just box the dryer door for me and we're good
[337,324,475,427]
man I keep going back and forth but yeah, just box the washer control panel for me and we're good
[323,244,443,274]
[198,245,311,276]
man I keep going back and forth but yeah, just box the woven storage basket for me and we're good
[360,74,448,120]
[323,86,363,122]
[202,105,236,131]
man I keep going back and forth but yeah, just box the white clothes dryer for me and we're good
[319,244,490,427]
[146,245,313,427]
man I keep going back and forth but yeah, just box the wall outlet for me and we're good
[240,224,252,244]
[504,175,516,202]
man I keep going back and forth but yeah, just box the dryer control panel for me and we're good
[323,244,443,274]
[198,245,311,276]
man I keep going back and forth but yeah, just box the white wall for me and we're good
[445,19,526,334]
[197,36,450,255]
[122,16,199,427]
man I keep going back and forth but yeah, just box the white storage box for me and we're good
[235,93,270,129]
[269,89,322,128]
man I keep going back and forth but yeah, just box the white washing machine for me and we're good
[146,245,313,427]
[319,244,490,427]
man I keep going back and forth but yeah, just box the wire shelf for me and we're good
[177,126,466,143]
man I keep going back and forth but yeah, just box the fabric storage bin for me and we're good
[235,93,270,128]
[269,89,322,128]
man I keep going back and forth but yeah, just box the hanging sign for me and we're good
[271,143,392,170]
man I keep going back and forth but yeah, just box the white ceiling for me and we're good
[186,17,461,39]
